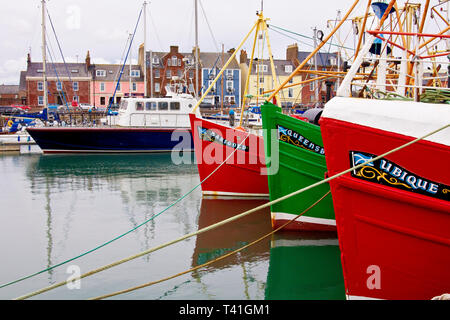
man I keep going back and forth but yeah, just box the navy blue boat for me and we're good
[27,91,199,154]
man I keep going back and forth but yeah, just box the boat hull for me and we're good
[321,97,450,300]
[261,102,335,231]
[189,113,269,197]
[26,127,193,153]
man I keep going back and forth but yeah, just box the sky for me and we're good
[0,0,446,85]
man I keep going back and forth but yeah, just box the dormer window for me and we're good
[285,65,293,73]
[130,70,140,77]
[96,70,106,77]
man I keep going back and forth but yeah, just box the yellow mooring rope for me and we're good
[14,122,449,300]
[89,191,331,300]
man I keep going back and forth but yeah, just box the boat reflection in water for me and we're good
[192,197,272,270]
[265,231,345,300]
[191,197,272,299]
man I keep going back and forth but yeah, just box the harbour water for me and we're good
[0,153,344,300]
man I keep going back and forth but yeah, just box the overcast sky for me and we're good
[0,0,443,85]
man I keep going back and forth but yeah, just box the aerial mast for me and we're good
[194,0,199,99]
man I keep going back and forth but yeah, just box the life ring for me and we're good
[7,120,13,127]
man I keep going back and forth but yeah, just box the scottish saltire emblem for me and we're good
[277,125,325,155]
[197,126,249,152]
[350,151,450,202]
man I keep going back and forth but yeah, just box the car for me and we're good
[0,105,26,115]
[93,106,107,112]
[79,103,95,111]
[11,104,31,111]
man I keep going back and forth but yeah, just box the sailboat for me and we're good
[319,0,450,300]
[26,2,200,154]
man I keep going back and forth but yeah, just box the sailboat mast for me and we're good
[143,1,148,97]
[194,0,199,99]
[41,0,48,112]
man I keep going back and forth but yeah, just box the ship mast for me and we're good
[41,0,48,114]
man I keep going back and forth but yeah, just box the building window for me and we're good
[100,97,106,105]
[96,70,106,77]
[166,70,171,78]
[132,82,137,92]
[172,56,178,67]
[208,68,215,79]
[285,65,293,73]
[257,64,268,73]
[259,87,264,95]
[73,82,79,91]
[37,82,43,91]
[189,83,194,93]
[100,82,105,92]
[259,76,264,84]
[38,96,44,106]
[56,81,63,91]
[189,71,194,79]
[310,82,314,91]
[225,95,236,105]
[155,82,160,92]
[130,70,140,77]
[152,57,159,64]
[288,88,293,98]
[73,95,79,103]
[208,80,215,92]
[116,82,121,91]
[226,80,234,92]
[226,69,233,79]
[155,69,160,78]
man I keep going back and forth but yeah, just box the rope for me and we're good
[89,191,332,300]
[0,133,250,291]
[14,122,450,300]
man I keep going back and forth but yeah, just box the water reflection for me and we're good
[191,197,272,299]
[192,197,272,270]
[21,153,200,281]
[264,231,345,300]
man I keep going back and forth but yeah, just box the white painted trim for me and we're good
[272,211,336,226]
[202,190,269,198]
[271,238,339,248]
[323,97,450,146]
[346,294,382,300]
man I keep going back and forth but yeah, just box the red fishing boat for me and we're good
[319,6,450,300]
[189,113,268,197]
[189,12,285,198]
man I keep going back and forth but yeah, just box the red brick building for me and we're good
[141,45,201,98]
[286,43,342,107]
[0,84,21,106]
[25,54,91,108]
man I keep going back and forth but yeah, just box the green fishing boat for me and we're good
[261,101,335,231]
